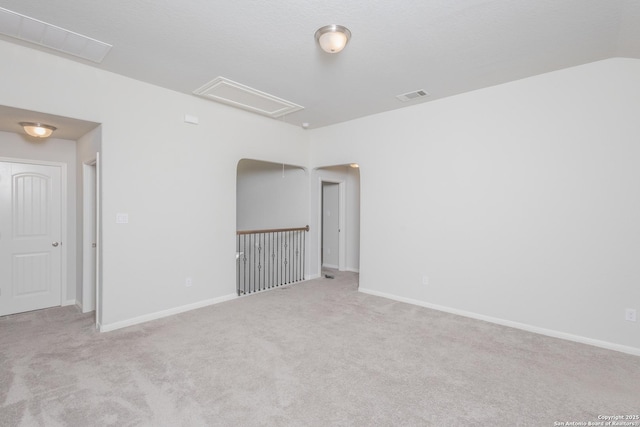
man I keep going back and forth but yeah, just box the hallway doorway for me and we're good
[314,164,360,278]
[321,181,341,270]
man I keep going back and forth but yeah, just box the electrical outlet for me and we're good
[422,275,429,286]
[625,308,637,322]
[185,277,193,287]
[115,213,129,224]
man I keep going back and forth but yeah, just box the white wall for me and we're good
[236,159,308,230]
[0,131,78,304]
[0,39,309,328]
[346,166,361,272]
[309,58,640,353]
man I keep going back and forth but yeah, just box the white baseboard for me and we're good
[81,305,95,314]
[68,300,91,313]
[358,287,640,357]
[346,267,360,273]
[322,263,338,269]
[99,293,237,333]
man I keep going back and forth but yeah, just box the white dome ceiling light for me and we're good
[315,24,351,54]
[19,122,57,138]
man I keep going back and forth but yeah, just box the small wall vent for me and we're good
[396,89,430,102]
[193,77,304,118]
[0,7,112,63]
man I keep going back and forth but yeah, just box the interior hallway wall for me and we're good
[309,58,640,353]
[346,166,361,272]
[236,159,308,231]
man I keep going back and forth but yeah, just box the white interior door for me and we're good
[0,161,62,316]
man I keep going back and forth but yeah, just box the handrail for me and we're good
[237,225,309,235]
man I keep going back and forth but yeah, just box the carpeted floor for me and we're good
[1,271,639,426]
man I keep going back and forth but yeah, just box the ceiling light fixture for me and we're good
[315,24,351,53]
[19,122,57,138]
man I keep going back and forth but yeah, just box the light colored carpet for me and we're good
[1,271,639,426]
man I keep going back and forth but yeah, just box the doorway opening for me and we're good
[315,164,361,279]
[0,109,101,322]
[321,181,341,270]
[236,159,309,294]
[81,152,101,328]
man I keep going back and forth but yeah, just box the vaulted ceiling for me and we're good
[1,0,639,129]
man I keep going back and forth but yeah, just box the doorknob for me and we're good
[52,242,59,247]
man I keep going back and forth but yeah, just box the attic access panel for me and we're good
[193,77,304,118]
[0,7,112,63]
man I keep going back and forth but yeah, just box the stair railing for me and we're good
[236,225,309,295]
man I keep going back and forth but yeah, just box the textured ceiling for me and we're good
[1,0,640,130]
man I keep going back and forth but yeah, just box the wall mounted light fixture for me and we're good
[315,24,351,53]
[19,122,57,138]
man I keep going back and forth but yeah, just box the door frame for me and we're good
[317,177,346,271]
[0,156,68,307]
[82,160,97,313]
[95,152,102,328]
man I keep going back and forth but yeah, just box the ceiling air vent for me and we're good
[193,77,304,118]
[0,7,112,63]
[396,89,430,102]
